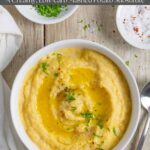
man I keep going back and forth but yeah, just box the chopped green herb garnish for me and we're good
[112,5,116,10]
[78,19,84,23]
[93,133,101,138]
[66,94,75,102]
[53,53,62,62]
[112,127,117,136]
[85,127,88,132]
[83,24,88,31]
[134,54,138,58]
[97,120,104,129]
[96,148,104,150]
[54,72,59,77]
[125,60,130,66]
[96,145,104,150]
[33,4,68,18]
[107,127,110,132]
[96,22,103,32]
[81,112,94,120]
[40,62,49,74]
[64,89,76,103]
[87,24,90,28]
[57,53,62,59]
[56,53,62,62]
[52,52,56,55]
[86,119,90,125]
[71,106,77,112]
[97,26,101,32]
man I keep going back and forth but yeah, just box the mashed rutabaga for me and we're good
[19,48,131,150]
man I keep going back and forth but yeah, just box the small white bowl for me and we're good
[15,5,78,24]
[116,5,150,50]
[11,39,141,150]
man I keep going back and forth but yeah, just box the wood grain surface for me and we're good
[3,5,150,150]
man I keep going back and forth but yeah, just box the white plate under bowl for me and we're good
[11,39,141,150]
[15,5,78,24]
[116,5,150,50]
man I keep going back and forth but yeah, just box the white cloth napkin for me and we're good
[0,6,26,150]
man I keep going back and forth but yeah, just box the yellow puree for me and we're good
[19,48,132,150]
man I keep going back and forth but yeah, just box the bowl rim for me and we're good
[15,5,79,25]
[11,39,141,150]
[116,5,150,50]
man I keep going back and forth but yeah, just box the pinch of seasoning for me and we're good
[133,27,139,33]
[123,18,126,24]
[139,35,142,38]
[131,16,136,20]
[138,9,142,15]
[113,30,116,33]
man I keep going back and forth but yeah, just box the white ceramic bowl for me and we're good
[116,5,150,50]
[11,39,141,150]
[15,5,78,24]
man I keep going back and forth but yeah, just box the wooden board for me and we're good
[3,5,150,150]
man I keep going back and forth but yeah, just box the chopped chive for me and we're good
[93,133,101,138]
[97,148,104,150]
[52,52,62,61]
[96,22,103,32]
[96,146,104,150]
[125,60,130,66]
[40,62,49,74]
[97,119,104,129]
[66,94,75,102]
[87,24,90,28]
[54,72,59,77]
[33,4,68,18]
[83,24,88,31]
[134,54,138,58]
[112,5,116,10]
[85,127,88,132]
[71,106,77,112]
[64,89,76,103]
[78,19,84,23]
[81,112,94,120]
[112,127,117,136]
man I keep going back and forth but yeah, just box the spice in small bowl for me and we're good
[116,5,150,50]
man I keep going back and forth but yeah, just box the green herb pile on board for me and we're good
[33,5,68,17]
